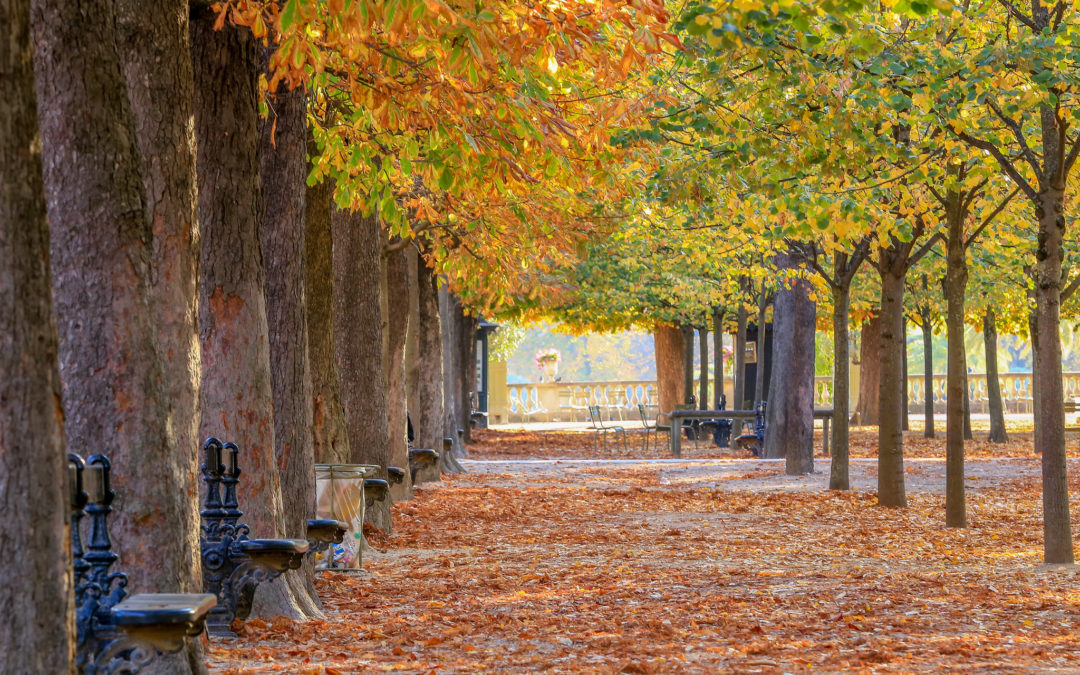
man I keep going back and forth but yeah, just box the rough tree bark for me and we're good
[681,324,695,405]
[385,242,414,499]
[34,0,187,617]
[304,169,349,464]
[698,327,709,409]
[761,247,816,475]
[192,9,305,618]
[260,74,321,614]
[0,1,73,667]
[877,250,909,507]
[856,314,882,426]
[459,311,479,447]
[415,257,447,481]
[829,283,852,490]
[984,308,1009,443]
[654,324,686,416]
[113,0,206,665]
[331,208,391,530]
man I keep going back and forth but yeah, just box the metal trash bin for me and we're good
[314,463,379,569]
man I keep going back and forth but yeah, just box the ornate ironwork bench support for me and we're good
[199,439,309,637]
[69,454,215,674]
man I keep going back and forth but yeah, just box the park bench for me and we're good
[305,519,348,558]
[732,401,768,456]
[199,438,309,636]
[588,404,628,452]
[386,466,406,485]
[69,453,215,673]
[364,478,390,507]
[408,447,439,483]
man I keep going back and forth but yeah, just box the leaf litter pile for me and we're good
[209,427,1080,673]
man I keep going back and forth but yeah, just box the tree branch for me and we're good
[950,127,1038,200]
[996,0,1038,30]
[965,186,1022,249]
[985,98,1041,176]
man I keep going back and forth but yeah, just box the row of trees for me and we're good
[0,0,676,671]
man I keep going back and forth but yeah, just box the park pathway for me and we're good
[209,457,1080,673]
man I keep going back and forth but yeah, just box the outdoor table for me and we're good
[668,409,834,458]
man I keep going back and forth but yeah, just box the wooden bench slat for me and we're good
[111,593,217,627]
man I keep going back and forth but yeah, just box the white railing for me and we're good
[497,372,1074,423]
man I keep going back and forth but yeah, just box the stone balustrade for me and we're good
[492,373,1069,424]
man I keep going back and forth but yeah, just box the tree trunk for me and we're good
[192,8,307,618]
[962,363,973,441]
[698,327,709,409]
[919,310,934,438]
[304,169,349,464]
[439,288,467,473]
[459,311,478,447]
[877,255,907,507]
[984,308,1008,443]
[331,208,391,531]
[260,74,321,615]
[829,284,852,490]
[762,248,816,475]
[385,243,414,499]
[856,314,882,426]
[944,190,968,528]
[405,247,421,417]
[754,292,768,406]
[114,0,203,638]
[681,324,695,405]
[902,316,910,432]
[1033,181,1073,563]
[415,258,446,482]
[35,0,186,613]
[712,307,725,408]
[654,324,685,415]
[0,2,73,666]
[733,304,748,433]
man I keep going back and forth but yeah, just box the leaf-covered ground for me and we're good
[209,427,1080,673]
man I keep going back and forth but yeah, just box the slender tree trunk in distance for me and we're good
[35,0,187,618]
[830,284,852,490]
[856,314,882,426]
[439,289,466,473]
[1,2,73,666]
[733,304,748,433]
[762,247,817,475]
[919,309,935,439]
[712,308,725,407]
[385,243,414,499]
[114,0,203,642]
[962,363,973,441]
[943,188,968,528]
[984,308,1009,443]
[754,290,768,406]
[699,327,709,409]
[681,324,695,405]
[405,246,421,418]
[877,255,908,507]
[458,310,478,447]
[654,325,686,416]
[193,8,307,618]
[414,258,446,482]
[304,170,349,464]
[260,74,321,615]
[331,208,391,531]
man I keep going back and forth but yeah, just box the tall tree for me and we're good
[762,246,817,475]
[304,166,350,464]
[260,72,321,614]
[33,0,184,617]
[385,241,414,498]
[654,324,686,416]
[1,0,72,668]
[414,257,446,481]
[332,208,392,529]
[192,7,304,617]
